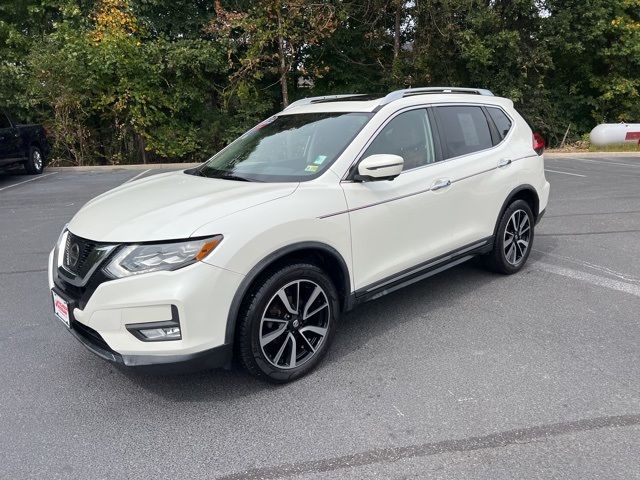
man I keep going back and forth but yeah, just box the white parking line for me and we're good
[545,169,586,177]
[123,169,151,184]
[0,172,58,192]
[534,249,640,283]
[535,261,640,298]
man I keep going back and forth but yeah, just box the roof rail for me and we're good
[284,94,369,110]
[378,87,494,107]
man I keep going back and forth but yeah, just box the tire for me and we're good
[483,199,534,274]
[24,146,44,175]
[237,263,340,383]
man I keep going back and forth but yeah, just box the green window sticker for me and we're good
[305,165,319,172]
[313,155,327,165]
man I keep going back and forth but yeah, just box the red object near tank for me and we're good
[624,131,640,140]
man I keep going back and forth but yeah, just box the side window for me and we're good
[434,106,493,158]
[487,107,512,141]
[363,109,436,171]
[0,113,11,129]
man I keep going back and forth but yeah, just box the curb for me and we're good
[545,151,640,157]
[47,163,200,172]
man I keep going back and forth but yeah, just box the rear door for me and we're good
[0,111,18,163]
[431,104,521,241]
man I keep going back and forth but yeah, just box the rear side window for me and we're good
[487,107,512,141]
[434,106,493,158]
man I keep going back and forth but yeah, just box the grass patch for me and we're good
[588,143,640,152]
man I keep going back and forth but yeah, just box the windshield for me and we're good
[193,112,373,182]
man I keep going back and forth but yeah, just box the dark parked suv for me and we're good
[0,110,50,174]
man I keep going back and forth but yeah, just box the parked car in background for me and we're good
[49,87,549,383]
[0,109,50,174]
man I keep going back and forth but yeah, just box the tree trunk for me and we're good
[136,133,147,164]
[414,0,420,53]
[393,0,401,59]
[277,7,289,107]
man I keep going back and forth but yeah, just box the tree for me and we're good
[23,0,228,164]
[543,0,640,138]
[305,1,403,94]
[208,0,339,107]
[409,0,551,131]
[3,0,640,164]
[132,0,216,39]
[0,0,82,116]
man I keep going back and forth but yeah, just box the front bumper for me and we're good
[48,249,244,372]
[67,317,233,373]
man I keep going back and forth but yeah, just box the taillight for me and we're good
[533,132,545,155]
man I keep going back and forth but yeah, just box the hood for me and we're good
[68,171,298,242]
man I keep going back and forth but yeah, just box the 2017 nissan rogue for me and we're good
[49,87,550,382]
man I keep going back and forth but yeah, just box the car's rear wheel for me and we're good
[484,199,534,274]
[24,146,44,175]
[237,263,339,383]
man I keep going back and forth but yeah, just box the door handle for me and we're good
[498,158,512,168]
[431,178,452,191]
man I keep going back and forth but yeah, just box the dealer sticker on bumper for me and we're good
[52,291,70,328]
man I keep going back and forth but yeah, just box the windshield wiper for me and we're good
[187,168,259,182]
[218,174,255,182]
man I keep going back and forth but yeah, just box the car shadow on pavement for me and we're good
[0,169,35,187]
[113,260,516,402]
[326,261,500,366]
[115,363,266,402]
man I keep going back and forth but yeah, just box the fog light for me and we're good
[139,326,181,340]
[125,306,182,342]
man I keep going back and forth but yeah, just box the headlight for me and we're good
[104,235,222,278]
[55,227,69,269]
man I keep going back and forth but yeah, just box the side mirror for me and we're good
[354,154,404,182]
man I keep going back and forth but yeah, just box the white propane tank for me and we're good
[590,123,640,146]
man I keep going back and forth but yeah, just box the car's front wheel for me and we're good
[237,263,339,383]
[484,199,534,274]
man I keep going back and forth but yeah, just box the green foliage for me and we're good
[1,0,639,164]
[543,0,640,141]
[209,0,340,107]
[11,0,228,164]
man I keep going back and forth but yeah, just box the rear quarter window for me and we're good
[434,106,493,159]
[487,107,513,141]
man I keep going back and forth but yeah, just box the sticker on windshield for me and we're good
[313,155,327,165]
[305,165,319,172]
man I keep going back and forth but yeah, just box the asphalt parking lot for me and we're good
[1,154,639,479]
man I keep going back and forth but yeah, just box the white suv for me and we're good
[49,87,550,382]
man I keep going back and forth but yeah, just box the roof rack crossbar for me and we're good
[379,87,494,107]
[284,94,369,110]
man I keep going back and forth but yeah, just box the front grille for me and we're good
[55,267,112,310]
[54,231,117,310]
[64,232,100,278]
[55,277,84,303]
